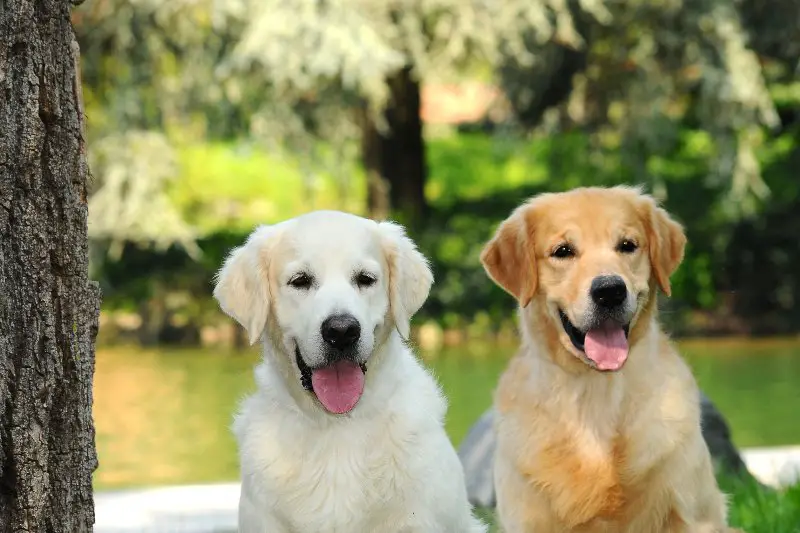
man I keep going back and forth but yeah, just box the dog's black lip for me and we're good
[294,345,367,393]
[296,345,314,391]
[558,310,630,353]
[559,311,586,352]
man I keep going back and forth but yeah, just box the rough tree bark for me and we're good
[362,66,428,227]
[0,0,101,531]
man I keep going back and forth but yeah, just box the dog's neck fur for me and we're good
[506,295,662,446]
[514,291,662,422]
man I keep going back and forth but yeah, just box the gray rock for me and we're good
[458,392,752,508]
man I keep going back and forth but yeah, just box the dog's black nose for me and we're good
[321,314,361,350]
[590,275,628,309]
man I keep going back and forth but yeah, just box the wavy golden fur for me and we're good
[481,186,744,533]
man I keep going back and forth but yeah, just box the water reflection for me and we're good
[93,339,800,489]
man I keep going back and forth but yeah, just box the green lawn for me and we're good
[720,475,800,533]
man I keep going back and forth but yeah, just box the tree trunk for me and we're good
[0,1,101,532]
[362,66,428,227]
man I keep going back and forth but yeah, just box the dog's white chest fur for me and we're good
[239,399,418,530]
[233,349,484,533]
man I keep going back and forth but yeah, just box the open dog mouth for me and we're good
[295,345,367,414]
[558,311,630,372]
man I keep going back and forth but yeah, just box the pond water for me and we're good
[93,338,800,490]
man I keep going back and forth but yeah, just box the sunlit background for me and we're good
[73,0,800,531]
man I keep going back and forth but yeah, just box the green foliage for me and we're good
[74,0,800,249]
[170,143,365,235]
[93,123,800,338]
[88,131,198,259]
[218,0,609,100]
[76,0,241,137]
[211,0,790,210]
[498,0,787,210]
[73,0,800,339]
[216,0,790,216]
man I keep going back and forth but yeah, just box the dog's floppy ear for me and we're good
[213,225,277,345]
[480,207,537,307]
[641,197,686,297]
[378,221,433,339]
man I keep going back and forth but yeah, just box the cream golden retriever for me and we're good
[480,186,742,533]
[213,211,486,533]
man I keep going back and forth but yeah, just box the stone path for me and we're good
[741,445,800,487]
[94,483,239,533]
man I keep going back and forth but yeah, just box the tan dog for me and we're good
[481,186,741,533]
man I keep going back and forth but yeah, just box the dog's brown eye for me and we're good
[288,273,313,289]
[355,272,377,288]
[617,239,638,254]
[551,244,575,259]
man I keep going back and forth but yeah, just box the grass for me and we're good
[473,478,800,533]
[721,475,800,533]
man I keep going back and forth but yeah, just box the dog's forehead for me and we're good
[532,192,644,241]
[282,212,383,265]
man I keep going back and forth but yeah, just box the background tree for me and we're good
[67,0,800,342]
[216,0,617,224]
[72,0,795,225]
[216,0,782,224]
[497,0,780,208]
[0,0,101,531]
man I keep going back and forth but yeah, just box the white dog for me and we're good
[213,211,486,533]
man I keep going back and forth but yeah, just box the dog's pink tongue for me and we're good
[311,360,365,414]
[584,327,629,371]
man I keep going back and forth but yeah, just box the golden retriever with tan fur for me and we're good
[481,186,741,533]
